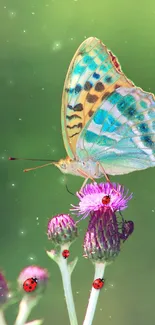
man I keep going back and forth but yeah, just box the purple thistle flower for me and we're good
[83,207,121,263]
[18,265,49,294]
[71,182,132,220]
[47,214,78,245]
[0,272,9,306]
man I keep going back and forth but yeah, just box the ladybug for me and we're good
[23,277,38,293]
[62,249,70,259]
[102,195,110,205]
[92,278,105,290]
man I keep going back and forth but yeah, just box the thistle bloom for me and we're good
[47,214,78,245]
[18,265,49,295]
[0,272,9,306]
[71,182,132,220]
[83,207,121,263]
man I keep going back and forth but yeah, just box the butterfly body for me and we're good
[54,157,103,178]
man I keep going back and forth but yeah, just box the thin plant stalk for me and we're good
[14,295,40,325]
[83,263,106,325]
[47,245,78,325]
[0,309,7,325]
[57,248,78,325]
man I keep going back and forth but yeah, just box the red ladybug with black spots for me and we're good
[93,278,105,290]
[62,249,70,259]
[23,277,38,293]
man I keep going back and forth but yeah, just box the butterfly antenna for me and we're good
[8,157,56,172]
[66,184,75,196]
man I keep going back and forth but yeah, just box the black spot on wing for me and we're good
[66,114,82,120]
[69,131,81,138]
[88,110,94,117]
[86,94,99,103]
[84,81,93,91]
[67,103,83,111]
[95,82,105,92]
[67,123,83,129]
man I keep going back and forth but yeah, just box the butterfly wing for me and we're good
[61,37,134,159]
[76,87,155,175]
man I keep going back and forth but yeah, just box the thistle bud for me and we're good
[47,214,78,245]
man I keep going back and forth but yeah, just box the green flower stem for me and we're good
[14,295,40,325]
[58,255,78,325]
[47,245,78,325]
[0,309,7,325]
[83,262,106,325]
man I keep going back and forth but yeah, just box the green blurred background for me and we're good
[0,0,155,324]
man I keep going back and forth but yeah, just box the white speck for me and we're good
[19,118,22,121]
[59,176,66,185]
[4,6,7,9]
[109,316,112,319]
[8,11,16,19]
[109,283,114,288]
[31,12,35,15]
[41,87,44,91]
[1,156,4,160]
[52,148,56,153]
[152,209,154,212]
[12,183,15,187]
[100,308,102,311]
[52,41,62,52]
[76,291,79,294]
[23,29,27,34]
[7,293,12,299]
[27,254,37,262]
[19,229,26,237]
[8,79,14,86]
[84,35,87,39]
[36,217,39,220]
[70,37,74,41]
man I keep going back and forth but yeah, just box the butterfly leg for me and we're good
[77,169,95,193]
[97,162,120,195]
[80,177,89,191]
[96,161,111,182]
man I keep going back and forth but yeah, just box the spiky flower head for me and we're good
[47,214,78,245]
[83,207,134,263]
[18,265,49,295]
[71,182,132,220]
[0,272,9,306]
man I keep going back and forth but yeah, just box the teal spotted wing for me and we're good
[76,87,155,175]
[61,37,134,159]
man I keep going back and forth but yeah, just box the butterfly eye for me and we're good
[61,163,67,169]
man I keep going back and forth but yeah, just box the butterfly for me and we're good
[10,37,155,188]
